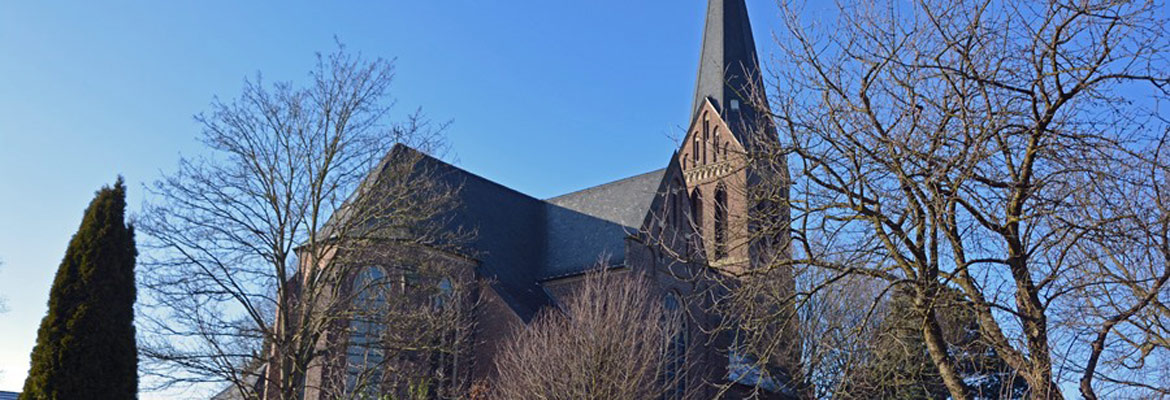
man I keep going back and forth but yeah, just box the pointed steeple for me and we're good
[692,0,771,146]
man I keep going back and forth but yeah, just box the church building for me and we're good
[264,0,798,398]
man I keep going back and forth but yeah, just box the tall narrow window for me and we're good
[347,266,390,394]
[692,138,700,166]
[703,118,710,165]
[715,184,728,259]
[690,189,703,237]
[713,130,721,162]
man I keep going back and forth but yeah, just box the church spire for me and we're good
[692,0,771,146]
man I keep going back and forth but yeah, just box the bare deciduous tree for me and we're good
[137,44,473,400]
[492,267,692,400]
[741,0,1170,399]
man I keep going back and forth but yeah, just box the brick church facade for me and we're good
[255,0,798,398]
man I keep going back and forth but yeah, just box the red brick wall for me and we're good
[679,100,753,275]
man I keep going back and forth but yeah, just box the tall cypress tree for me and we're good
[21,178,138,400]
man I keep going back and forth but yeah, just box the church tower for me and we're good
[678,1,800,395]
[680,0,787,275]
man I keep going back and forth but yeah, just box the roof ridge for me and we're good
[545,168,667,202]
[396,144,544,203]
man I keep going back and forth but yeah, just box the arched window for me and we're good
[347,266,392,393]
[702,143,707,165]
[702,117,710,165]
[690,189,702,237]
[692,137,700,166]
[713,130,721,162]
[715,184,728,259]
[432,277,453,309]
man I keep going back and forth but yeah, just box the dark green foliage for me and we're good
[21,178,138,400]
[839,288,1029,400]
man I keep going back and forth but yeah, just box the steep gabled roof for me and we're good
[542,168,666,279]
[637,152,688,233]
[327,144,555,322]
[407,147,556,322]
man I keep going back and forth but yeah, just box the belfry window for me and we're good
[715,184,728,259]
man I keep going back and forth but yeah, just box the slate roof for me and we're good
[542,168,666,279]
[692,0,774,150]
[405,146,555,322]
[338,145,668,321]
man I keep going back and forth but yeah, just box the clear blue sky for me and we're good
[0,0,786,394]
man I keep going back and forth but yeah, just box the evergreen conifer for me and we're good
[21,178,138,399]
